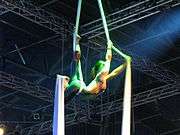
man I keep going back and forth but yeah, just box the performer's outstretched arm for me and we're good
[106,55,131,81]
[106,63,126,81]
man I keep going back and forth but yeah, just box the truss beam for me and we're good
[1,0,178,84]
[129,51,178,83]
[0,6,10,15]
[0,71,53,102]
[82,44,178,83]
[94,82,179,116]
[8,81,179,134]
[81,0,180,39]
[1,0,179,134]
[0,0,73,35]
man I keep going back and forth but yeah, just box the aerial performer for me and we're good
[64,35,130,102]
[64,0,131,102]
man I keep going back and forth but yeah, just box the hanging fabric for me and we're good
[73,0,83,53]
[96,0,132,135]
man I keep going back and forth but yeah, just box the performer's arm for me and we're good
[106,62,127,81]
[106,55,131,80]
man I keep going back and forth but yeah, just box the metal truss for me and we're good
[1,56,178,133]
[84,43,179,83]
[128,50,178,83]
[6,113,88,135]
[19,120,52,135]
[94,82,180,117]
[81,0,180,39]
[160,127,180,135]
[7,81,179,135]
[1,0,179,134]
[1,0,178,84]
[0,0,73,35]
[0,70,90,130]
[0,100,33,112]
[0,71,53,103]
[62,0,177,84]
[0,5,10,15]
[4,120,52,135]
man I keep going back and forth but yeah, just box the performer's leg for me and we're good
[65,88,79,104]
[71,60,84,82]
[65,61,84,103]
[71,34,83,80]
[65,36,85,102]
[72,35,83,82]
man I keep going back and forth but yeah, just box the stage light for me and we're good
[0,128,4,135]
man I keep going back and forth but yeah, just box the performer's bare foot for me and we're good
[64,76,70,90]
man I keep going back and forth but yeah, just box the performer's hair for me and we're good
[91,60,105,79]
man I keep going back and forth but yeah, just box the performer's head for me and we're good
[91,60,105,79]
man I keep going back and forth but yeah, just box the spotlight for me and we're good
[0,128,4,135]
[0,124,6,135]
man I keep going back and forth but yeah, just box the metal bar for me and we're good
[0,71,53,103]
[0,91,18,100]
[40,0,58,8]
[81,0,180,38]
[160,128,180,135]
[14,44,26,65]
[0,0,73,34]
[11,82,179,134]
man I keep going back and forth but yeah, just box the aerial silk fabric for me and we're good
[73,0,82,52]
[53,75,65,135]
[97,0,132,135]
[121,60,132,135]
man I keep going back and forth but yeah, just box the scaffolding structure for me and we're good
[7,83,180,134]
[0,0,73,35]
[0,0,179,134]
[81,0,180,39]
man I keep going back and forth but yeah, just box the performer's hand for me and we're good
[107,40,113,48]
[125,55,132,62]
[76,34,81,44]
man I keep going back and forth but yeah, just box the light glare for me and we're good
[0,128,4,135]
